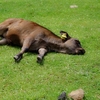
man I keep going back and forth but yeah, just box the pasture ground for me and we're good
[0,0,100,100]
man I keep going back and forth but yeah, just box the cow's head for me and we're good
[60,31,85,55]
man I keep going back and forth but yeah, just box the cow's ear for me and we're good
[60,31,70,41]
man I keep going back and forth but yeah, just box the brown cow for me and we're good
[0,18,85,63]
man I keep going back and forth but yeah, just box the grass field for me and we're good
[0,0,100,100]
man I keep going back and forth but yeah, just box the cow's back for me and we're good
[2,18,59,46]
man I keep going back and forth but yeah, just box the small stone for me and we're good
[58,92,68,100]
[70,5,78,8]
[68,88,84,100]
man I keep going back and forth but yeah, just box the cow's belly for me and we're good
[29,39,47,51]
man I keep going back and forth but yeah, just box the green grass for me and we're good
[0,0,100,100]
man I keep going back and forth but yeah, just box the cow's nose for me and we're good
[79,49,85,55]
[76,48,85,55]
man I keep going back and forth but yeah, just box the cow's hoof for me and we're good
[37,56,42,63]
[14,55,22,62]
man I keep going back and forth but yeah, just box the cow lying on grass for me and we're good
[0,18,85,63]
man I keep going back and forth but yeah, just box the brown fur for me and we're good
[0,18,85,63]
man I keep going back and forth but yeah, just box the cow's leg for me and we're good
[14,47,27,62]
[0,26,8,35]
[0,26,8,45]
[14,38,32,62]
[37,48,47,63]
[0,38,7,45]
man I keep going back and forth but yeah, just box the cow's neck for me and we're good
[47,36,67,53]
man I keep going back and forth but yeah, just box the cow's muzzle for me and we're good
[75,48,85,55]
